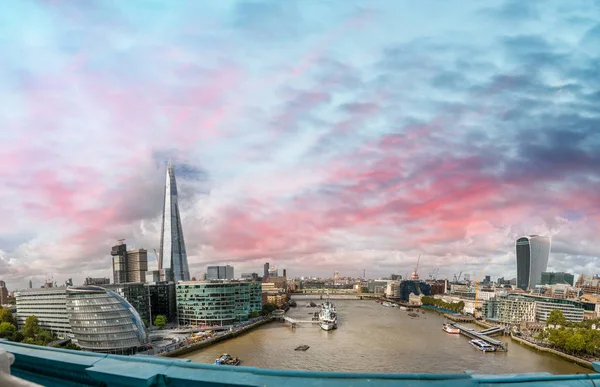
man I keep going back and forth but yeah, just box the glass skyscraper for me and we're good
[516,235,551,290]
[159,161,190,282]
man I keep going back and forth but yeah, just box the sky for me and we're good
[1,0,599,290]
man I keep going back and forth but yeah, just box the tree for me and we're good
[10,331,24,343]
[0,308,14,324]
[0,322,16,338]
[565,333,586,353]
[261,303,277,316]
[22,337,36,345]
[36,329,53,345]
[249,311,260,318]
[548,328,570,348]
[23,315,39,338]
[547,310,566,327]
[153,315,167,327]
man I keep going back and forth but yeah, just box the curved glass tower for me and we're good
[66,286,148,355]
[159,161,190,282]
[516,235,551,290]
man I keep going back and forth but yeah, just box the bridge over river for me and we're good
[2,340,600,386]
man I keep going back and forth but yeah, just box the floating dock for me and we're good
[452,323,508,351]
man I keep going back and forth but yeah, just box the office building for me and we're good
[146,268,173,283]
[516,235,551,290]
[0,281,8,305]
[483,296,536,324]
[111,240,148,284]
[15,286,148,354]
[146,282,176,323]
[263,262,269,278]
[265,276,287,291]
[206,265,234,280]
[398,280,431,302]
[241,273,259,281]
[576,274,600,295]
[16,287,71,338]
[104,283,149,324]
[268,267,278,277]
[484,293,584,323]
[66,286,147,354]
[126,249,148,283]
[541,272,574,286]
[84,277,110,286]
[176,281,262,326]
[159,161,190,282]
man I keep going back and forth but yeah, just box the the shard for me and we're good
[159,161,190,282]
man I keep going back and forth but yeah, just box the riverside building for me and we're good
[176,281,262,327]
[483,293,584,323]
[15,286,148,354]
[16,287,71,338]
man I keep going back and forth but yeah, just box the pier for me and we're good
[452,323,508,351]
[443,314,474,322]
[283,316,320,328]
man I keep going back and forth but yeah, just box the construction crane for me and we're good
[453,271,463,282]
[154,248,162,270]
[428,267,440,280]
[411,255,421,280]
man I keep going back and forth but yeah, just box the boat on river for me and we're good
[319,295,338,331]
[470,339,496,352]
[442,323,460,334]
[382,302,396,307]
[295,344,310,351]
[214,354,241,365]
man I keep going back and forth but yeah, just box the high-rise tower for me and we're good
[516,235,551,290]
[159,161,190,282]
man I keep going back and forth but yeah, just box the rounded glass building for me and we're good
[66,286,148,355]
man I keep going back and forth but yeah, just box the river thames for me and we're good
[178,299,590,374]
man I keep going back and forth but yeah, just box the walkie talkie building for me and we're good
[516,235,551,290]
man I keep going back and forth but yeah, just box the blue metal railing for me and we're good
[1,340,600,387]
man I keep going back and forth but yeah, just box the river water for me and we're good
[179,299,590,374]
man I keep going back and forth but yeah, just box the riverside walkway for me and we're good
[2,340,600,387]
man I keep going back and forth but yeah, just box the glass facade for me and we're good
[484,293,584,323]
[66,286,148,354]
[399,280,431,302]
[104,283,149,324]
[206,265,234,280]
[147,282,177,323]
[16,288,72,338]
[516,235,551,290]
[159,162,190,282]
[540,272,575,286]
[177,281,262,326]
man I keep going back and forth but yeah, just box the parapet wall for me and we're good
[1,339,600,387]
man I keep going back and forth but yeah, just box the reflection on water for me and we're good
[179,299,590,374]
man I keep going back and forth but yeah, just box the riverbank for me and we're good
[159,317,274,358]
[510,334,595,370]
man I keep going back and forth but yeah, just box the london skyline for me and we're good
[1,1,599,289]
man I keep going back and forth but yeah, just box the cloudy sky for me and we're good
[1,0,599,290]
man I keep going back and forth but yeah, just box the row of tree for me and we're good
[421,296,465,313]
[536,310,600,358]
[0,306,79,349]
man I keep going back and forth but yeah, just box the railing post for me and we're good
[0,347,14,375]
